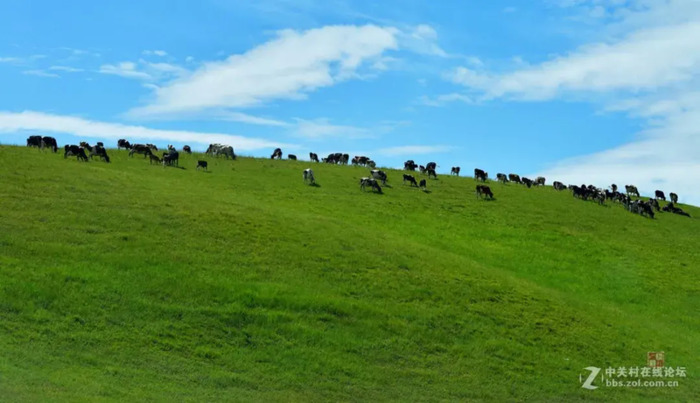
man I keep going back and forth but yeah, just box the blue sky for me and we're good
[1,0,699,204]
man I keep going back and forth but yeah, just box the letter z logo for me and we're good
[580,367,601,390]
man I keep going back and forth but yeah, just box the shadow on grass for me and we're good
[421,189,432,194]
[309,183,321,187]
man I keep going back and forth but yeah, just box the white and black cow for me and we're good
[497,173,509,184]
[451,167,461,176]
[655,190,666,201]
[474,168,488,182]
[370,169,388,185]
[41,136,58,152]
[196,160,208,171]
[360,177,382,193]
[129,144,153,158]
[403,174,418,187]
[309,152,319,163]
[303,168,315,184]
[64,145,88,161]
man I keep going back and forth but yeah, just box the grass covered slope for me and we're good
[0,145,698,401]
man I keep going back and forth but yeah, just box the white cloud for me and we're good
[99,62,153,80]
[398,24,448,58]
[127,25,400,117]
[49,66,84,73]
[0,111,294,151]
[419,93,475,107]
[143,50,168,57]
[0,57,22,63]
[293,118,372,140]
[376,145,452,157]
[22,70,60,78]
[451,21,700,100]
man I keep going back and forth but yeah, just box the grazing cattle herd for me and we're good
[24,136,692,219]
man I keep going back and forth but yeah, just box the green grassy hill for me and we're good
[0,145,698,401]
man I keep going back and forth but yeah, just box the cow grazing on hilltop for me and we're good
[196,160,208,171]
[206,144,235,159]
[451,167,461,176]
[427,168,437,179]
[535,176,546,186]
[64,145,88,161]
[367,160,376,168]
[404,160,417,171]
[625,185,640,197]
[508,173,522,184]
[611,184,618,192]
[426,162,437,171]
[309,152,319,163]
[655,190,666,200]
[670,192,678,204]
[130,144,153,158]
[183,145,192,154]
[27,135,42,148]
[403,174,418,187]
[419,165,426,174]
[497,173,508,184]
[522,177,533,188]
[360,177,382,193]
[476,185,494,199]
[649,198,660,211]
[89,145,110,162]
[663,202,691,217]
[370,169,388,185]
[163,150,179,167]
[271,148,282,159]
[40,136,58,152]
[79,142,93,152]
[340,154,349,165]
[553,181,566,191]
[474,168,488,182]
[149,154,161,165]
[288,154,297,161]
[419,179,427,189]
[303,168,315,184]
[117,139,132,150]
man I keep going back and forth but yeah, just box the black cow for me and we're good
[535,176,545,186]
[497,173,508,184]
[149,154,161,165]
[426,162,437,171]
[129,144,153,158]
[310,152,319,163]
[340,154,349,165]
[648,198,660,211]
[611,184,618,192]
[655,190,666,201]
[117,139,132,150]
[663,203,691,217]
[419,179,427,189]
[64,145,88,161]
[27,135,42,148]
[427,168,437,179]
[670,192,678,204]
[183,145,192,154]
[196,160,208,171]
[508,174,522,184]
[451,167,461,176]
[40,136,58,152]
[521,177,533,188]
[163,150,179,167]
[639,201,655,218]
[419,165,426,174]
[146,144,158,151]
[89,145,110,162]
[553,181,566,191]
[404,160,417,171]
[403,174,418,187]
[476,185,494,199]
[474,168,487,182]
[367,160,376,168]
[288,154,297,160]
[271,148,282,159]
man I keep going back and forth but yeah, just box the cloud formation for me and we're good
[128,25,400,117]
